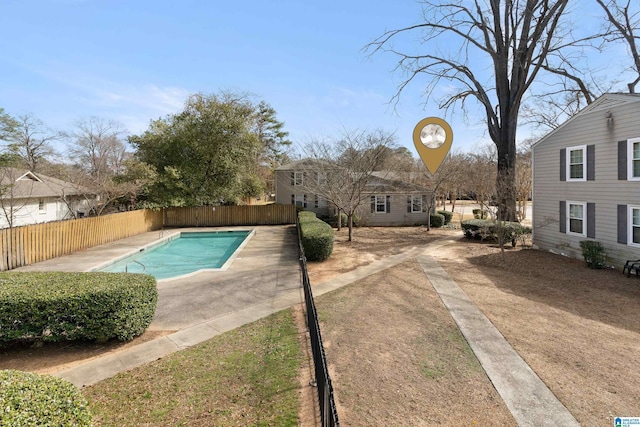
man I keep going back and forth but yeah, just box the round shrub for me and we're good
[0,272,157,345]
[298,212,334,261]
[472,208,488,219]
[436,210,453,225]
[0,370,92,426]
[430,213,445,228]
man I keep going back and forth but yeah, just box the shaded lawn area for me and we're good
[83,309,303,427]
[436,240,640,427]
[315,260,515,426]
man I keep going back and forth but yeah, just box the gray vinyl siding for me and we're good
[532,95,640,267]
[274,169,331,218]
[356,194,429,226]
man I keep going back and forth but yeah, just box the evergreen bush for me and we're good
[299,211,334,261]
[579,240,607,269]
[436,210,453,225]
[430,213,445,228]
[0,272,157,345]
[0,370,93,426]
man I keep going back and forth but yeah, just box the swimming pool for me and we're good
[98,230,254,280]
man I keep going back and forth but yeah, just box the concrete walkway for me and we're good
[417,255,580,427]
[15,230,578,425]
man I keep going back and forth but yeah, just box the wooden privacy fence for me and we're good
[163,204,296,227]
[0,204,296,271]
[0,210,164,271]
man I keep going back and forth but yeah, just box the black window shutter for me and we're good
[559,201,566,233]
[587,202,596,238]
[618,204,627,244]
[290,172,294,185]
[407,196,412,213]
[386,195,391,213]
[371,196,375,213]
[587,145,595,181]
[291,194,295,205]
[560,148,566,181]
[619,141,627,181]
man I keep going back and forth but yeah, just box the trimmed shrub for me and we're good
[0,370,92,426]
[580,240,607,269]
[0,272,157,345]
[299,211,334,261]
[472,208,488,219]
[436,210,453,225]
[429,213,445,228]
[461,219,530,245]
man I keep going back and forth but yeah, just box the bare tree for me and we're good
[596,0,640,93]
[67,117,131,214]
[367,0,590,221]
[300,129,397,241]
[69,117,127,182]
[5,114,61,172]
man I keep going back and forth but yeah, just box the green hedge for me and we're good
[472,208,488,219]
[299,211,334,262]
[0,370,92,426]
[0,272,157,345]
[430,213,445,228]
[461,219,531,245]
[436,210,453,225]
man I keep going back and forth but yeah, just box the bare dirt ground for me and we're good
[308,227,640,427]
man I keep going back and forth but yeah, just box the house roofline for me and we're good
[532,93,640,150]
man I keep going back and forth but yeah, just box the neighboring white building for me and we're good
[532,93,640,267]
[0,168,95,229]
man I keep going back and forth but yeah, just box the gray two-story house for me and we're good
[532,93,640,267]
[275,159,432,226]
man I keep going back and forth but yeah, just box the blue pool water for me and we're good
[100,230,252,280]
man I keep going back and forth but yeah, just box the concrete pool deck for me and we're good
[14,225,304,385]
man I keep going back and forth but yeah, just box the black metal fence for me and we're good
[296,220,340,427]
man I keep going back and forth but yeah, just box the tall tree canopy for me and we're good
[369,0,580,221]
[129,92,266,207]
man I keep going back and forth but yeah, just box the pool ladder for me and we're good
[125,260,146,274]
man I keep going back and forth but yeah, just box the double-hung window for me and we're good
[371,195,390,214]
[294,171,304,186]
[567,201,586,236]
[292,194,307,208]
[566,145,586,181]
[408,195,423,213]
[627,138,640,181]
[629,206,640,247]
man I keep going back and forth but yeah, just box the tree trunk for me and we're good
[496,132,517,222]
[347,213,354,241]
[336,206,341,231]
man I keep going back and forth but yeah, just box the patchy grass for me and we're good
[83,309,302,427]
[316,260,515,425]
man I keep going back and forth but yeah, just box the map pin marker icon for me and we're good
[412,117,453,175]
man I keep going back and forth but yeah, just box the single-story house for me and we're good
[531,93,640,267]
[275,159,433,226]
[0,168,95,229]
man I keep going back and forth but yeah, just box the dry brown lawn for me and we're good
[308,226,640,427]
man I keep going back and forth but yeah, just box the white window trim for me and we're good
[294,171,304,186]
[374,195,387,214]
[628,205,640,248]
[627,137,640,181]
[566,145,587,182]
[410,195,423,213]
[567,201,586,237]
[293,194,306,208]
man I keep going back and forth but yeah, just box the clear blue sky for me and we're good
[0,0,619,157]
